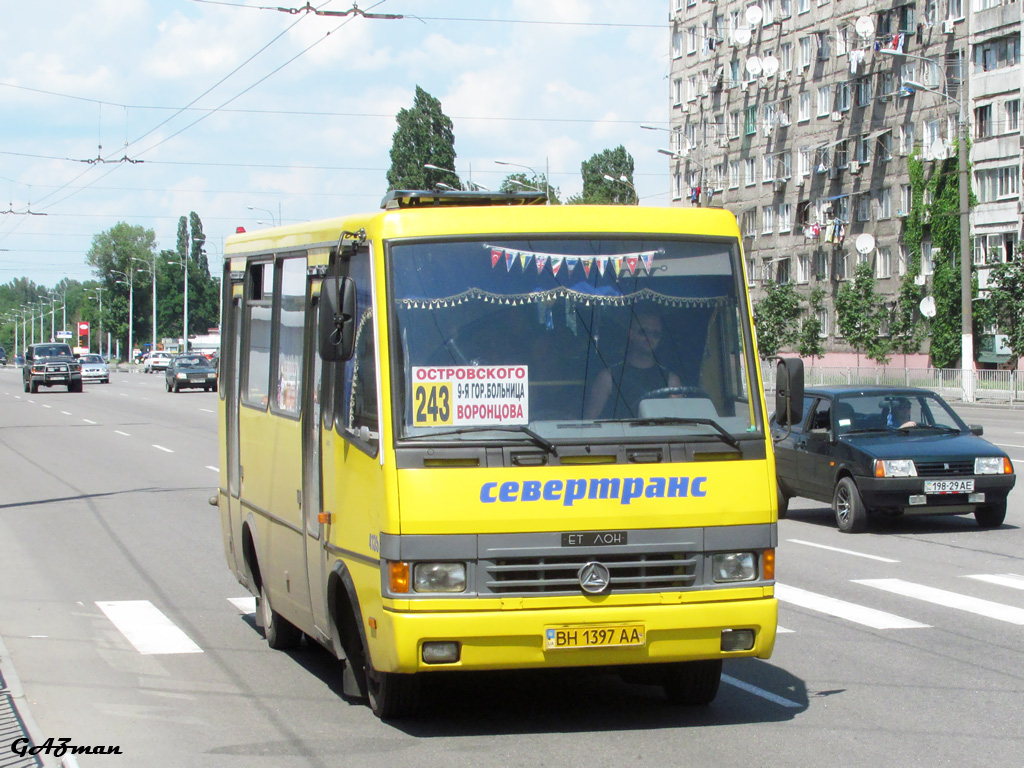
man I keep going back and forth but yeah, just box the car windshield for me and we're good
[34,345,71,357]
[81,355,103,363]
[175,356,206,367]
[834,392,967,435]
[389,236,760,444]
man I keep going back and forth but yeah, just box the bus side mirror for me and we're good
[774,357,804,427]
[319,276,356,362]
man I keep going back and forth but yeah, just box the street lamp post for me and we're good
[133,255,158,360]
[112,268,135,364]
[424,164,489,192]
[893,51,972,400]
[246,205,278,227]
[603,174,639,205]
[495,159,551,203]
[167,253,189,353]
[89,288,104,357]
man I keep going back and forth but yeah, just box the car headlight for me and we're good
[176,372,187,379]
[413,562,467,593]
[711,553,757,583]
[874,459,918,477]
[975,456,1010,475]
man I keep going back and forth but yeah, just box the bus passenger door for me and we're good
[302,292,330,637]
[224,295,244,576]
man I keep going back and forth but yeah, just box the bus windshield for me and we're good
[390,236,760,442]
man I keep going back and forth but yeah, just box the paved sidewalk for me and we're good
[0,635,53,768]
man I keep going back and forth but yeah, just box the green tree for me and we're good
[568,145,637,204]
[835,260,891,364]
[752,280,801,357]
[386,86,457,192]
[498,172,561,204]
[981,250,1024,368]
[159,213,220,344]
[797,286,827,359]
[85,222,158,359]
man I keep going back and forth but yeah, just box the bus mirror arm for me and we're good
[319,276,357,362]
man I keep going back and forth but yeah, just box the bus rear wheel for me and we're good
[366,665,420,719]
[662,659,722,706]
[258,583,301,650]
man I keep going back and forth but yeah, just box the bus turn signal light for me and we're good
[763,549,775,580]
[317,512,332,524]
[388,561,410,593]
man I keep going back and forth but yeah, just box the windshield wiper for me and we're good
[843,428,892,435]
[403,425,557,455]
[603,417,742,451]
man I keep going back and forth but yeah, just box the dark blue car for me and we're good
[771,386,1015,532]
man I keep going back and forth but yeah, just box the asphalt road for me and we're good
[1,367,1022,767]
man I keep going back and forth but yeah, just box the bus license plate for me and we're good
[924,479,974,494]
[545,624,645,650]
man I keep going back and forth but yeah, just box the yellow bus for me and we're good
[216,190,796,718]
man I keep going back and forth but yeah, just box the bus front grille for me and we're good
[483,552,698,594]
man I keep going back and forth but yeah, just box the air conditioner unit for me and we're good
[914,274,926,286]
[849,161,861,173]
[942,19,955,34]
[779,114,792,126]
[831,111,843,122]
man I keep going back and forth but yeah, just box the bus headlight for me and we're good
[413,562,466,593]
[712,553,756,583]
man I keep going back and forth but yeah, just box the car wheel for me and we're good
[23,379,29,393]
[366,665,421,719]
[257,583,302,650]
[662,659,722,706]
[30,381,38,394]
[975,500,1006,529]
[777,480,790,520]
[833,476,868,533]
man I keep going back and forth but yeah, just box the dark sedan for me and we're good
[165,354,218,392]
[772,386,1015,532]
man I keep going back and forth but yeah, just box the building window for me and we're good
[745,106,757,135]
[797,0,810,13]
[975,36,1020,73]
[779,42,793,73]
[834,140,848,168]
[777,257,791,284]
[878,188,892,219]
[763,155,775,183]
[799,147,813,176]
[799,36,813,68]
[779,98,792,126]
[742,210,757,237]
[813,251,829,280]
[837,82,851,112]
[816,32,830,60]
[1004,100,1020,133]
[877,246,892,278]
[923,241,935,276]
[975,104,993,139]
[780,0,793,17]
[899,122,915,155]
[797,253,809,283]
[729,161,740,188]
[745,157,757,186]
[673,172,683,200]
[687,27,698,55]
[779,203,793,232]
[817,85,832,116]
[901,61,916,87]
[779,152,792,179]
[857,194,871,222]
[816,306,829,337]
[976,166,1021,202]
[900,184,912,217]
[672,78,683,106]
[877,131,893,161]
[729,110,741,137]
[856,77,872,107]
[688,75,698,101]
[762,205,775,233]
[836,251,849,280]
[898,244,909,275]
[857,135,871,163]
[672,31,683,59]
[798,92,811,121]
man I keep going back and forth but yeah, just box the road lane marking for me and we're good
[787,539,899,563]
[114,430,130,437]
[61,410,72,415]
[152,444,174,453]
[854,578,1024,625]
[965,573,1024,590]
[206,465,219,472]
[776,625,794,633]
[42,404,51,408]
[228,597,256,615]
[95,600,202,655]
[83,418,96,424]
[722,675,802,708]
[199,408,215,413]
[775,583,929,629]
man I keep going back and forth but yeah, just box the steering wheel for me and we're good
[640,386,712,401]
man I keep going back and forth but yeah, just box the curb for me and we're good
[0,634,61,768]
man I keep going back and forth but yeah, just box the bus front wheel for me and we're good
[662,659,722,706]
[366,665,420,719]
[258,583,301,650]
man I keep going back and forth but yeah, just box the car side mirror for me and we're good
[969,424,983,436]
[319,276,356,362]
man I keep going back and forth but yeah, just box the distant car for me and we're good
[0,346,6,365]
[14,353,25,367]
[772,386,1016,532]
[23,343,83,393]
[144,351,173,373]
[165,354,218,393]
[79,353,110,384]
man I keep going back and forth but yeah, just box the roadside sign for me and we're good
[55,330,73,339]
[78,321,90,334]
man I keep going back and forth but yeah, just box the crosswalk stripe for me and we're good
[776,625,794,633]
[722,674,801,708]
[96,600,203,654]
[776,583,929,630]
[854,579,1024,625]
[965,573,1024,591]
[228,596,256,615]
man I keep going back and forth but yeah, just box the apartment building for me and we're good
[665,0,1022,364]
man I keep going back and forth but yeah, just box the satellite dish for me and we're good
[931,139,947,159]
[855,16,876,39]
[761,55,780,77]
[919,296,937,318]
[855,233,876,255]
[745,56,763,77]
[733,27,752,46]
[745,6,764,26]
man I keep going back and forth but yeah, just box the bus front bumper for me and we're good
[373,596,778,674]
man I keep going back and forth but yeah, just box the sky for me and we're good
[0,0,671,288]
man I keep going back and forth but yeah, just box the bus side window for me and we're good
[243,261,274,408]
[334,248,378,455]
